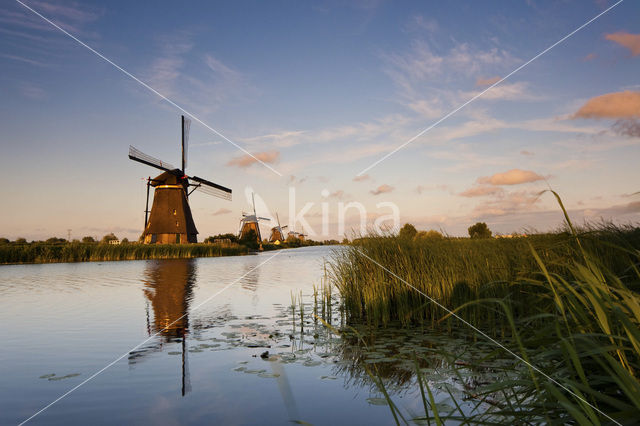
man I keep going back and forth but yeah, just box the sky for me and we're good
[1,0,639,241]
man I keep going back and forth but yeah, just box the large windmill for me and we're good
[268,213,288,243]
[129,115,232,244]
[238,192,270,245]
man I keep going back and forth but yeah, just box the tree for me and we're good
[0,238,9,245]
[101,233,118,244]
[414,230,444,241]
[82,236,96,243]
[205,233,238,244]
[468,222,492,239]
[121,238,129,244]
[398,223,417,240]
[14,238,27,244]
[239,229,259,249]
[46,237,66,244]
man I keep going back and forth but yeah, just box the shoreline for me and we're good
[0,242,252,266]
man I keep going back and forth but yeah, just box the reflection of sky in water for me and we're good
[0,246,506,424]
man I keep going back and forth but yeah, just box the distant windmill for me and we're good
[239,192,270,245]
[268,213,288,243]
[129,115,232,244]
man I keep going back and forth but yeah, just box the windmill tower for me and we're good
[238,192,270,246]
[268,213,288,243]
[129,115,232,244]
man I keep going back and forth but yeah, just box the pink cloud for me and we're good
[212,208,231,216]
[573,91,640,119]
[475,76,501,86]
[583,53,597,61]
[227,151,280,168]
[477,169,545,186]
[605,32,640,56]
[370,184,394,195]
[459,186,504,197]
[353,174,371,182]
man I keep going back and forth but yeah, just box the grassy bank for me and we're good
[0,242,249,264]
[328,201,640,423]
[331,224,640,330]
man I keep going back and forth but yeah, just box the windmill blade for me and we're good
[129,146,177,173]
[182,115,191,173]
[190,175,232,201]
[281,225,288,229]
[257,217,271,222]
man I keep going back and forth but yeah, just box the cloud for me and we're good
[461,81,539,101]
[212,208,232,216]
[520,150,534,156]
[19,82,46,99]
[475,76,501,86]
[471,190,542,217]
[611,119,640,138]
[227,151,280,168]
[583,53,597,61]
[416,184,450,194]
[327,190,345,199]
[605,32,640,56]
[353,174,371,182]
[145,33,256,113]
[370,184,394,195]
[459,185,504,197]
[478,169,545,186]
[573,91,640,119]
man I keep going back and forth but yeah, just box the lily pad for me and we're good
[366,397,389,406]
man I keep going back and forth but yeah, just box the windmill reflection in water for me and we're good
[128,259,196,396]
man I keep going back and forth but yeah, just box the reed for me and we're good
[329,193,640,423]
[0,242,248,264]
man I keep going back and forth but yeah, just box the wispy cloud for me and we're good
[211,208,232,216]
[459,185,504,197]
[19,82,46,99]
[475,76,501,86]
[611,119,640,138]
[353,174,371,182]
[605,32,640,56]
[227,151,280,168]
[370,184,394,195]
[478,169,545,186]
[144,32,257,114]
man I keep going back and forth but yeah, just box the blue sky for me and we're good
[1,0,639,241]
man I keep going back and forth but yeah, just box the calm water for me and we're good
[1,246,500,425]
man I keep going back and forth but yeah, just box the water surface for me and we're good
[1,246,503,425]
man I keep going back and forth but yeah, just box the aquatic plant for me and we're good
[329,192,640,424]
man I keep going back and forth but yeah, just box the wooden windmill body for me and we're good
[129,116,232,244]
[238,192,269,245]
[268,213,288,243]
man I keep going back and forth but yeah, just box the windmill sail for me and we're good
[190,175,232,201]
[182,115,191,173]
[129,146,176,174]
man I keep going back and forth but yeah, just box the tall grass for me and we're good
[329,195,640,423]
[331,224,640,330]
[0,242,248,264]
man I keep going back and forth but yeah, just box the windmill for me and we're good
[268,213,288,243]
[129,115,232,244]
[238,192,270,246]
[287,227,307,242]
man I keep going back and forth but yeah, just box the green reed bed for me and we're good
[0,242,249,264]
[329,202,640,423]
